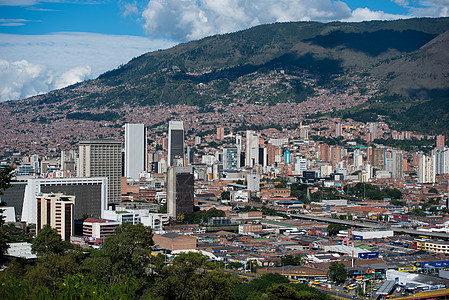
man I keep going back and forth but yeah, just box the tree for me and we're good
[151,252,238,300]
[221,191,230,200]
[327,223,346,237]
[281,254,303,266]
[328,262,347,283]
[102,222,154,277]
[0,165,14,261]
[31,225,71,256]
[267,284,301,300]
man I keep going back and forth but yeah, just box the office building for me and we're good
[61,150,76,172]
[31,154,40,174]
[369,123,378,140]
[335,123,343,137]
[320,144,330,162]
[246,130,259,167]
[370,147,386,170]
[295,157,308,176]
[433,146,449,175]
[21,177,108,224]
[168,121,184,167]
[216,127,225,140]
[125,124,147,180]
[386,150,403,179]
[78,139,122,204]
[247,174,260,192]
[167,166,194,218]
[418,153,436,183]
[36,193,75,241]
[223,146,239,170]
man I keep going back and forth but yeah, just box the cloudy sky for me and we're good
[0,0,448,101]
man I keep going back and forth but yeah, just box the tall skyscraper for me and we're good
[167,166,194,218]
[418,153,435,183]
[246,130,259,167]
[36,193,75,241]
[335,123,343,137]
[168,121,184,167]
[386,150,403,179]
[433,146,449,175]
[369,122,378,140]
[78,139,122,204]
[216,127,225,140]
[371,147,386,170]
[320,144,330,162]
[223,146,239,170]
[125,123,147,180]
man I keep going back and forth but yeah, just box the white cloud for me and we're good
[343,7,410,22]
[0,32,176,101]
[392,0,410,7]
[141,0,353,41]
[411,0,449,17]
[53,65,91,89]
[0,59,53,100]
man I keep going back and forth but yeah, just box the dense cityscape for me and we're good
[1,95,449,298]
[1,3,449,299]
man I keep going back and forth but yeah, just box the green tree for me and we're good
[151,252,238,300]
[327,223,346,237]
[0,165,14,261]
[31,224,71,256]
[408,208,427,216]
[267,283,301,300]
[102,222,154,277]
[221,191,231,200]
[281,254,303,266]
[328,262,347,283]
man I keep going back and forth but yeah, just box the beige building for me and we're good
[78,139,122,203]
[153,232,197,251]
[36,193,75,241]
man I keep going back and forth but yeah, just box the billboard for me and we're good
[358,252,379,259]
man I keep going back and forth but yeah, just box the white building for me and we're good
[125,123,147,180]
[22,177,108,224]
[246,130,259,167]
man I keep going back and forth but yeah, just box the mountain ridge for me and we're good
[2,17,449,136]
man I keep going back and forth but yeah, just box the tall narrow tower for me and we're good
[125,123,147,180]
[168,121,184,167]
[246,130,259,167]
[78,139,122,203]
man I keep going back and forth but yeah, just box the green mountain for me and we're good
[8,17,449,134]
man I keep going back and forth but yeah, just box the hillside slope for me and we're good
[11,17,448,109]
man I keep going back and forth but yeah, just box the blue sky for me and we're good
[0,0,448,101]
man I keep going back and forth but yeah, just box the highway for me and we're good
[289,213,449,240]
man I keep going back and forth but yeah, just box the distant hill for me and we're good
[5,17,449,135]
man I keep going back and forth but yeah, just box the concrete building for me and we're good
[78,139,122,203]
[153,232,197,251]
[369,122,378,140]
[124,123,147,180]
[167,166,194,218]
[36,193,75,241]
[246,130,259,167]
[335,123,343,137]
[223,146,239,170]
[247,174,260,192]
[418,153,436,183]
[21,177,108,224]
[82,218,120,241]
[386,150,403,179]
[168,121,184,167]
